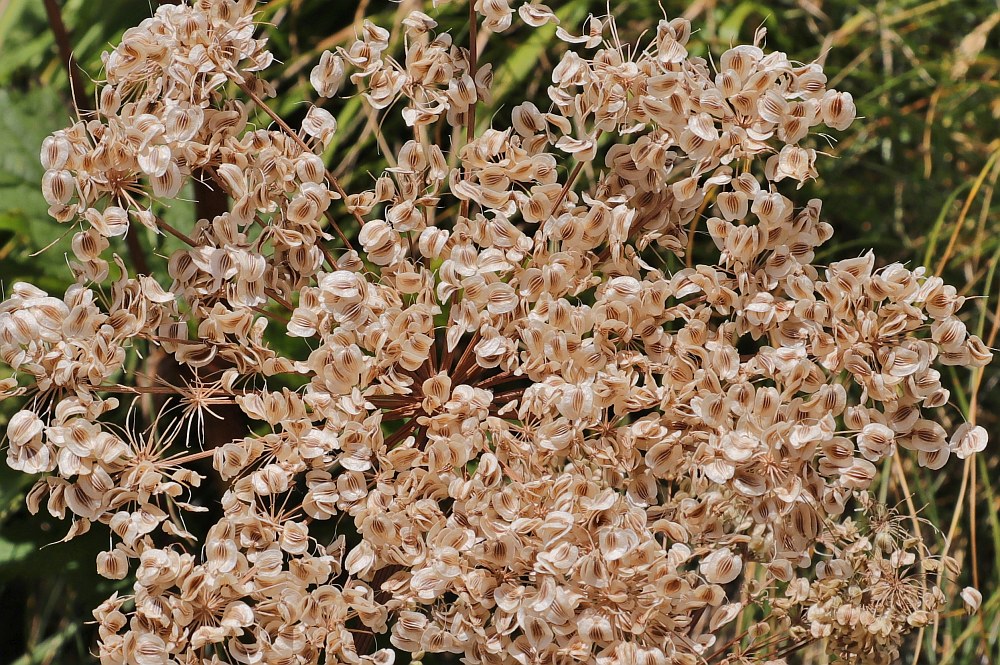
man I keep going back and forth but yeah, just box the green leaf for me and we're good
[0,87,75,289]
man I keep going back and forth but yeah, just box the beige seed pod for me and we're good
[821,90,856,131]
[961,587,983,614]
[950,422,988,460]
[699,547,743,584]
[858,423,896,461]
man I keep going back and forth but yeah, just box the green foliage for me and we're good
[0,88,74,294]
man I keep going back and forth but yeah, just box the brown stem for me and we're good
[451,331,482,385]
[250,304,290,325]
[124,228,151,276]
[458,3,480,221]
[42,0,88,116]
[412,425,429,452]
[490,387,525,405]
[550,131,603,216]
[352,564,401,655]
[413,357,434,383]
[382,419,418,451]
[156,216,197,247]
[477,369,518,390]
[97,383,184,396]
[380,403,422,422]
[367,396,416,409]
[263,288,294,312]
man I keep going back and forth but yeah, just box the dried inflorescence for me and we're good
[0,1,991,664]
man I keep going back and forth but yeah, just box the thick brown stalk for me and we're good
[489,387,525,408]
[352,564,401,655]
[123,228,152,277]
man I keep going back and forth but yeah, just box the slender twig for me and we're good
[478,369,518,390]
[251,303,290,324]
[458,3,480,221]
[166,447,222,466]
[380,403,422,422]
[155,216,197,247]
[263,289,294,312]
[234,80,359,251]
[935,150,1000,275]
[451,330,482,384]
[550,129,604,221]
[42,0,88,116]
[381,419,419,451]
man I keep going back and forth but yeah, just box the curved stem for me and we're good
[234,80,359,252]
[458,2,479,222]
[42,0,88,116]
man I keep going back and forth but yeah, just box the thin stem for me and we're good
[890,452,928,665]
[156,216,197,247]
[934,143,1000,276]
[251,303,290,324]
[166,447,221,466]
[42,0,88,116]
[263,288,294,312]
[234,80,359,251]
[380,403,422,422]
[458,2,480,221]
[98,383,187,396]
[550,129,603,218]
[478,369,519,390]
[451,331,482,385]
[382,419,418,451]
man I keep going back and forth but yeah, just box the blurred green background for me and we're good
[0,0,996,663]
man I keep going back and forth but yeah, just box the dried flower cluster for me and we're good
[1,1,991,664]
